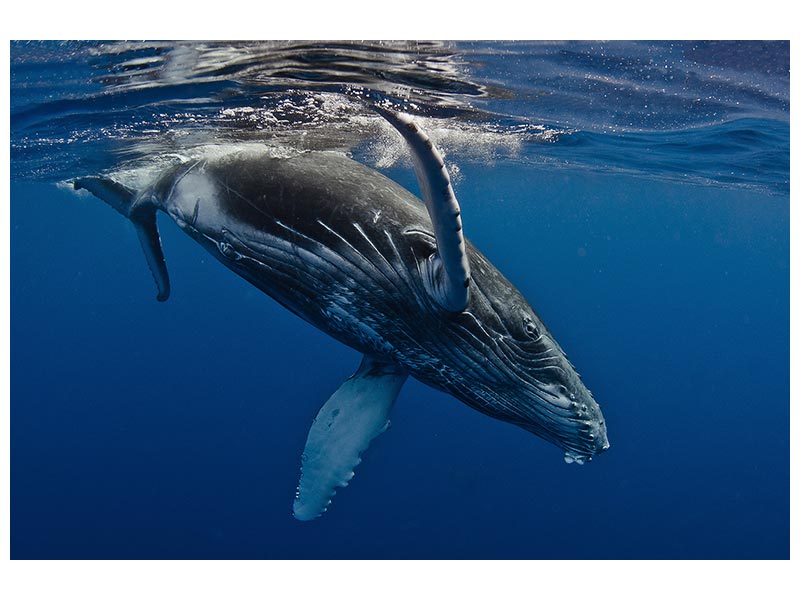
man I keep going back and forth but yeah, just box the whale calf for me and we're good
[74,106,609,520]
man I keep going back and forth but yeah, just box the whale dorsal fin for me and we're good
[74,176,170,302]
[293,355,408,521]
[375,107,471,313]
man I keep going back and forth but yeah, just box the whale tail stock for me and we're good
[73,176,171,302]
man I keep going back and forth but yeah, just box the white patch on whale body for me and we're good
[167,167,223,232]
[564,451,586,465]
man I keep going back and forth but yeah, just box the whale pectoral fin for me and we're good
[374,107,471,312]
[74,176,170,302]
[293,355,408,521]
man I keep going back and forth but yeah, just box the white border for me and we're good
[2,1,797,40]
[3,2,797,598]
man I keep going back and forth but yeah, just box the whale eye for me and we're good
[523,317,539,336]
[523,317,539,339]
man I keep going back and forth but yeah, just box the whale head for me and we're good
[433,259,610,465]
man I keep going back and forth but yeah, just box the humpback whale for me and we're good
[73,106,609,520]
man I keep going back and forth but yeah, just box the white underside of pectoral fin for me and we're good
[375,107,471,312]
[293,356,408,521]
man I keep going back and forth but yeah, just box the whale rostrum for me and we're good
[73,106,609,520]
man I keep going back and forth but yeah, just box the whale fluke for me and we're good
[132,207,171,302]
[293,355,408,521]
[74,176,170,302]
[374,107,471,313]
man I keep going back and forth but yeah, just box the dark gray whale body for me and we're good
[75,109,609,520]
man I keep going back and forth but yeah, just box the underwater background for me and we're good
[10,40,789,559]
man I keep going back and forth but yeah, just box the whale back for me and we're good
[159,150,436,330]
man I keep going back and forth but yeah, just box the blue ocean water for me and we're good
[10,41,789,559]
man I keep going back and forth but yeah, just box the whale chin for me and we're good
[564,437,610,465]
[510,395,609,465]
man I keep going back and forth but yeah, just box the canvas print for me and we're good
[10,40,789,559]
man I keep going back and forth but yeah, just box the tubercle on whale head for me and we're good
[561,377,610,463]
[515,377,610,465]
[561,401,610,465]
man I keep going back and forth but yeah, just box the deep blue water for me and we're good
[10,41,789,559]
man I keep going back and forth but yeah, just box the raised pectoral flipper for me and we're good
[375,107,471,313]
[293,355,408,521]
